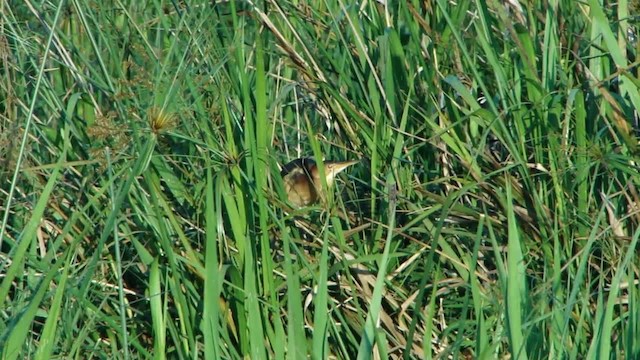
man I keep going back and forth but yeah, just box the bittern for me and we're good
[280,158,358,207]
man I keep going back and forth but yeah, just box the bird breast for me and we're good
[284,166,318,207]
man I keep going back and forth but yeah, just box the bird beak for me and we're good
[325,160,359,176]
[319,160,359,186]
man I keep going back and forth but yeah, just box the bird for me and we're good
[280,157,359,208]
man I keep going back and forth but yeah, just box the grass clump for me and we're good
[1,0,639,359]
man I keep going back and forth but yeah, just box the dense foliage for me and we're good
[1,0,639,359]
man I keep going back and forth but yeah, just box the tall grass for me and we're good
[1,0,639,358]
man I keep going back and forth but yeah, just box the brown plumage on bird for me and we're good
[280,158,358,207]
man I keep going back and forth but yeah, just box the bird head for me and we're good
[280,158,358,207]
